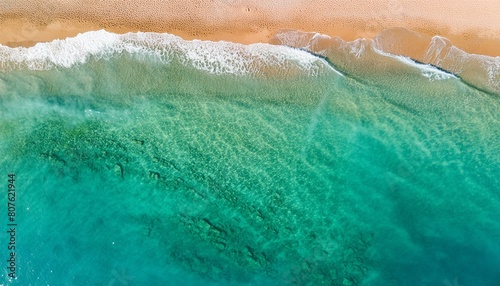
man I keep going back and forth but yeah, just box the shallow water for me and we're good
[0,32,499,286]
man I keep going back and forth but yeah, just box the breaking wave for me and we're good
[271,28,500,94]
[0,30,328,77]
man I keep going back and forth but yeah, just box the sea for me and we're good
[0,30,499,285]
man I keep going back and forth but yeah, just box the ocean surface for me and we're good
[0,30,499,286]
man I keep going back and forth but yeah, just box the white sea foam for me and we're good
[272,30,345,76]
[0,30,326,76]
[422,36,500,91]
[272,30,314,48]
[371,40,457,81]
[484,57,500,91]
[276,29,455,81]
[423,36,450,65]
[345,38,367,59]
[274,29,500,93]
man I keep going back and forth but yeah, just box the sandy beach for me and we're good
[1,0,500,56]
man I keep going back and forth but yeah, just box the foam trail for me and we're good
[271,30,345,76]
[372,30,500,93]
[0,30,329,77]
[315,56,345,77]
[272,28,500,95]
[370,40,457,81]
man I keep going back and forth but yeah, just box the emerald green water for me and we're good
[1,44,499,286]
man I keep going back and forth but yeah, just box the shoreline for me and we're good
[1,1,500,57]
[1,1,498,95]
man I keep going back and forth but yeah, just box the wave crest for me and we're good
[0,30,328,77]
[272,28,500,94]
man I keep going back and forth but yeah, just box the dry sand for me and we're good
[1,0,500,56]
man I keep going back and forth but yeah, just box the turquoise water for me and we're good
[1,32,499,285]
